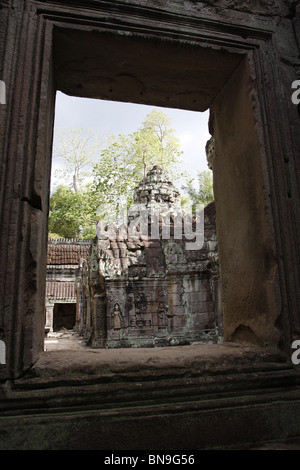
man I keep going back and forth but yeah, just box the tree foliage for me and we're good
[49,109,194,238]
[48,185,100,238]
[91,109,185,223]
[181,170,214,210]
[136,109,183,177]
[92,133,139,211]
[53,128,102,192]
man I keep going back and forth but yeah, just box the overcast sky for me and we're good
[52,91,211,192]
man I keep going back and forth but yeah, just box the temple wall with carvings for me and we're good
[79,166,221,348]
[1,0,300,450]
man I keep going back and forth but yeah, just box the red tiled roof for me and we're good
[47,241,91,265]
[46,281,76,300]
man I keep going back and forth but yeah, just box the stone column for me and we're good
[91,293,107,348]
[45,304,54,333]
[0,2,55,379]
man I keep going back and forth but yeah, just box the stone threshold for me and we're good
[21,342,289,382]
[1,343,300,450]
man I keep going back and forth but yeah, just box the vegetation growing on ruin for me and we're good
[49,110,213,238]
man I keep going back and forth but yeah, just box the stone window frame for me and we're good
[0,1,299,379]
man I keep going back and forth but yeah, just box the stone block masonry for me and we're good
[1,0,300,450]
[80,166,221,348]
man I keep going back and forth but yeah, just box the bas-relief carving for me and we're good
[81,166,220,347]
[0,5,298,455]
[112,303,123,330]
[157,301,168,330]
[163,240,186,267]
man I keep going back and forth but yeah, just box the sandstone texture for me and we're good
[1,0,300,451]
[79,166,221,348]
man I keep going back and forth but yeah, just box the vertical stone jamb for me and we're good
[0,2,55,378]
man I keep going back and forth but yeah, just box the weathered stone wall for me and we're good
[0,0,299,376]
[80,167,220,347]
[45,239,91,332]
[1,0,300,452]
[210,57,279,347]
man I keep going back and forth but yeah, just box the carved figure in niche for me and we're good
[157,301,166,319]
[113,303,123,330]
[157,301,167,330]
[164,240,185,265]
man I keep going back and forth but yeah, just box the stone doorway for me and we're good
[49,28,279,352]
[1,1,299,381]
[1,2,300,451]
[53,303,76,332]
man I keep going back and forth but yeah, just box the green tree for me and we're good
[91,133,140,226]
[53,128,102,192]
[132,129,160,178]
[137,109,183,177]
[48,185,100,238]
[92,109,186,220]
[182,170,214,210]
[49,128,105,238]
[49,110,193,238]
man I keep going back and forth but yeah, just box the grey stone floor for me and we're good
[44,329,87,351]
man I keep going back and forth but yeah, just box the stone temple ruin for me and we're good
[45,239,91,333]
[1,0,300,451]
[79,165,221,348]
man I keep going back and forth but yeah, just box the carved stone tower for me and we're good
[133,165,181,208]
[80,166,220,348]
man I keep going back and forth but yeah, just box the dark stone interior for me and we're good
[0,0,300,450]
